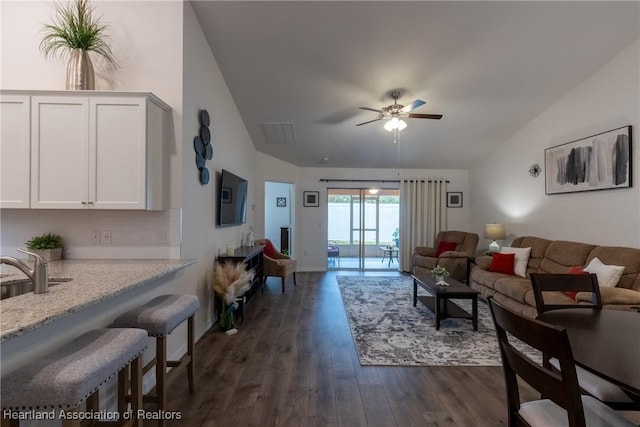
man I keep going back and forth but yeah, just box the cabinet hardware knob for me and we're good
[88,201,94,205]
[81,201,87,205]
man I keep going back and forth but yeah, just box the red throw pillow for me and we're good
[564,266,588,300]
[262,239,278,258]
[436,241,457,257]
[489,253,515,275]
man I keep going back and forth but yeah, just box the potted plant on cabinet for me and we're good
[25,233,64,261]
[39,0,118,90]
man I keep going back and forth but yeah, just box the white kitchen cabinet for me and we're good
[17,91,170,210]
[0,95,31,208]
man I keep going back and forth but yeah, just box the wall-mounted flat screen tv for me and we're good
[218,169,248,227]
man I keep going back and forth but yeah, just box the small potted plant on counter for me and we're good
[25,233,64,261]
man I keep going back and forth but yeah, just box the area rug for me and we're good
[336,275,540,366]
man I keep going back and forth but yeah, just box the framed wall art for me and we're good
[446,192,463,208]
[545,126,632,195]
[303,191,319,207]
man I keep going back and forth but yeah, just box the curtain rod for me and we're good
[318,179,450,183]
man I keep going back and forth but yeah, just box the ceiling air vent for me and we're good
[261,122,296,144]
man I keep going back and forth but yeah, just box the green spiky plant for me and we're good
[39,0,117,68]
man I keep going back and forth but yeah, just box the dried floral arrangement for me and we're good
[212,261,255,331]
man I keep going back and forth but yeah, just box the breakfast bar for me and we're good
[0,259,196,342]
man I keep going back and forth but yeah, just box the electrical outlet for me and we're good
[91,230,100,244]
[158,230,168,245]
[101,230,112,245]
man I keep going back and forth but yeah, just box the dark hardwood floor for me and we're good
[166,271,532,426]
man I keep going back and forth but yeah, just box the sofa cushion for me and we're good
[538,240,596,273]
[587,246,640,291]
[500,246,531,278]
[436,241,457,257]
[412,254,438,269]
[262,239,278,258]
[414,246,437,257]
[511,236,552,276]
[577,287,640,306]
[471,265,505,290]
[490,253,515,275]
[494,276,532,303]
[584,257,625,288]
[524,288,577,308]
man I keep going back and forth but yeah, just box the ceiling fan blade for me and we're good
[359,107,382,113]
[408,113,443,120]
[355,118,382,126]
[400,99,426,113]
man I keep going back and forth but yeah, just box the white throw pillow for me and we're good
[500,246,532,278]
[583,257,625,288]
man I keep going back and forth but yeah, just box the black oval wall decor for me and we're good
[200,167,210,185]
[200,109,210,127]
[194,136,204,155]
[193,109,212,185]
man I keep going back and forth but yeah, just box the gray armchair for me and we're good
[412,230,479,282]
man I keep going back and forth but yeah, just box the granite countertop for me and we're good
[0,259,196,342]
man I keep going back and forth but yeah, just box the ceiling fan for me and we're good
[356,90,443,130]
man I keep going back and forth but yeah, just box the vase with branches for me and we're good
[212,261,255,332]
[40,0,117,90]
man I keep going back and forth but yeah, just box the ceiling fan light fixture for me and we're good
[384,117,407,132]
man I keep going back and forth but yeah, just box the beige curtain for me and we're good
[399,180,447,272]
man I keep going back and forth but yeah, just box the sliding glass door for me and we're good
[327,188,399,270]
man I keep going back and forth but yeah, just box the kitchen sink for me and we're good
[0,278,72,300]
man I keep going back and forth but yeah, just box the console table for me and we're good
[216,245,264,321]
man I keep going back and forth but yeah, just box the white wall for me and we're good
[0,0,184,258]
[469,39,640,250]
[179,1,258,329]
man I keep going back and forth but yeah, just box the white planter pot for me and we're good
[31,248,63,262]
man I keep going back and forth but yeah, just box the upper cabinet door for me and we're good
[31,96,90,209]
[89,97,147,209]
[0,95,31,208]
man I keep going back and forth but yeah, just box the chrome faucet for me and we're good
[0,248,49,294]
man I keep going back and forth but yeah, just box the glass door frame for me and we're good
[327,187,399,271]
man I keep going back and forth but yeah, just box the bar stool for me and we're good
[113,294,199,426]
[1,328,147,427]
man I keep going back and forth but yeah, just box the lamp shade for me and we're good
[484,223,506,241]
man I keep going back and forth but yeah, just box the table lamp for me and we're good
[484,223,506,253]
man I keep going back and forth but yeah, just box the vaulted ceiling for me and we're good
[192,1,639,169]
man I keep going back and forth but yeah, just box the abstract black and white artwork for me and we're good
[545,126,632,195]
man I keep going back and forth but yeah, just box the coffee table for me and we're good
[412,273,479,331]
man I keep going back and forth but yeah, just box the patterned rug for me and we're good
[336,275,540,366]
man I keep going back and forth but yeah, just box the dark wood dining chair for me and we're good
[530,273,637,410]
[487,298,636,427]
[530,273,601,313]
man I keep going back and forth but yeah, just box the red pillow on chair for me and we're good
[489,253,515,275]
[262,239,278,258]
[436,241,457,257]
[564,266,588,300]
